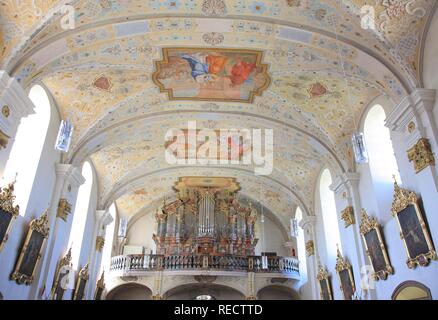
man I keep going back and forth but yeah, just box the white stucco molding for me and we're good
[299,215,316,229]
[385,88,436,147]
[0,71,35,134]
[330,172,361,195]
[55,163,85,190]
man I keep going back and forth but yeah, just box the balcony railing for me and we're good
[110,254,300,277]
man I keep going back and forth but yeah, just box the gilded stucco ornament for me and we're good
[305,240,314,257]
[316,263,333,300]
[340,206,355,228]
[0,129,10,149]
[335,247,356,300]
[407,138,435,173]
[96,236,105,252]
[56,198,72,222]
[2,105,10,118]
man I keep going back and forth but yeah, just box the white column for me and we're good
[0,71,35,177]
[87,210,113,300]
[331,173,373,300]
[299,215,318,300]
[30,163,85,299]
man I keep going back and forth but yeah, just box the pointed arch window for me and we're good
[2,85,51,216]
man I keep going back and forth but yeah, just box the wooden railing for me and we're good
[110,254,300,277]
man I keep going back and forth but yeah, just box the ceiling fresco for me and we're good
[1,0,436,223]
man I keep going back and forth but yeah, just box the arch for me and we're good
[318,168,342,259]
[2,84,51,216]
[363,103,401,221]
[68,161,93,269]
[106,283,153,300]
[392,281,432,300]
[257,284,300,300]
[163,283,245,300]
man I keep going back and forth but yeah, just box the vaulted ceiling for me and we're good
[1,0,436,231]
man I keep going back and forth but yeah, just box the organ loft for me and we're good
[153,177,258,257]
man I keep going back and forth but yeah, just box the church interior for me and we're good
[0,0,437,301]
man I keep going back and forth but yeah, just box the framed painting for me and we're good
[391,180,436,268]
[335,248,355,300]
[73,263,89,300]
[316,264,333,300]
[94,271,105,300]
[153,48,271,103]
[359,209,393,280]
[50,248,73,300]
[11,211,49,285]
[0,181,20,252]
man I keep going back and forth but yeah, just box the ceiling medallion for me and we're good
[153,47,271,103]
[307,82,327,98]
[202,32,224,46]
[93,75,113,92]
[201,0,227,16]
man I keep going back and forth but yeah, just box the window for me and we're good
[364,104,400,184]
[364,104,401,219]
[100,203,116,274]
[2,85,51,215]
[68,161,93,269]
[295,207,307,281]
[319,169,342,259]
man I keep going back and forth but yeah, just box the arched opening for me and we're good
[106,283,153,300]
[100,203,117,274]
[2,85,51,215]
[295,207,307,282]
[257,285,300,300]
[392,281,432,300]
[363,104,401,220]
[164,283,245,300]
[319,169,342,259]
[68,161,93,269]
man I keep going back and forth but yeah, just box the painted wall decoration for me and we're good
[153,48,271,102]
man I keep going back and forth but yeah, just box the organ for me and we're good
[153,177,258,256]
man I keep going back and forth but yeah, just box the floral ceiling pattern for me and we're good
[0,0,436,222]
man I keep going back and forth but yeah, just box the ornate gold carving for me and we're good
[0,129,10,149]
[2,105,10,118]
[96,271,105,289]
[152,295,163,300]
[316,264,333,300]
[11,210,49,285]
[407,138,435,173]
[305,240,314,257]
[341,206,355,228]
[96,236,105,252]
[56,198,71,222]
[50,248,73,300]
[245,296,257,300]
[407,121,416,133]
[391,179,436,268]
[359,210,393,280]
[0,180,19,251]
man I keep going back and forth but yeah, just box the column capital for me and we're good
[299,215,317,229]
[96,210,113,227]
[283,241,295,248]
[55,163,85,190]
[385,89,436,140]
[330,172,360,194]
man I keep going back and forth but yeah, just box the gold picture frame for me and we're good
[316,264,333,300]
[11,210,49,285]
[359,209,393,280]
[335,247,355,300]
[0,181,20,252]
[73,263,89,300]
[94,271,105,300]
[50,248,73,300]
[391,180,436,268]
